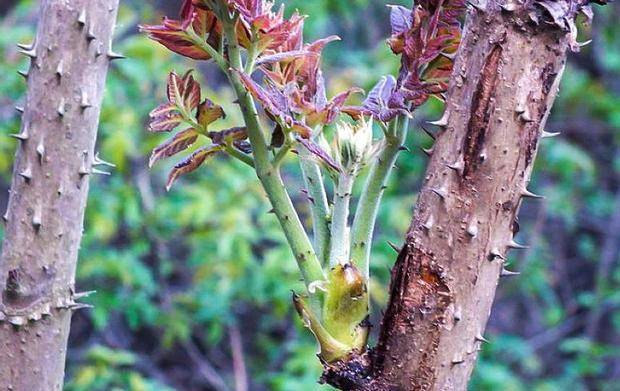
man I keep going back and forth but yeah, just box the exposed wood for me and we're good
[0,1,119,389]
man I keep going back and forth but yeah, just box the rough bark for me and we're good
[323,0,593,389]
[0,1,119,389]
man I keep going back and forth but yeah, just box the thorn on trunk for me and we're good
[421,126,436,140]
[541,131,560,139]
[447,159,465,176]
[489,248,505,261]
[18,47,37,59]
[17,69,29,79]
[10,126,29,141]
[36,141,45,163]
[507,239,529,249]
[521,188,544,199]
[15,106,24,114]
[423,215,434,231]
[57,98,66,117]
[432,185,448,200]
[32,208,42,231]
[428,112,449,127]
[16,42,33,51]
[475,333,490,343]
[86,26,96,42]
[80,90,91,110]
[466,222,478,238]
[55,60,64,79]
[19,166,32,182]
[500,268,520,277]
[78,8,87,27]
[107,50,125,61]
[421,146,434,156]
[387,241,401,253]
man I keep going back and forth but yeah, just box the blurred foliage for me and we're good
[1,1,620,390]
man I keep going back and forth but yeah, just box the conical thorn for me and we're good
[466,223,478,238]
[490,248,505,260]
[55,60,64,79]
[521,188,544,199]
[19,166,32,182]
[36,141,45,162]
[387,241,401,253]
[541,131,560,139]
[107,50,126,61]
[77,8,87,27]
[507,239,529,249]
[475,333,490,343]
[500,268,520,277]
[18,47,37,59]
[57,99,66,117]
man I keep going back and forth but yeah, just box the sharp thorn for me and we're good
[36,141,45,162]
[431,186,448,200]
[475,333,490,343]
[78,8,87,26]
[427,113,449,127]
[421,146,434,156]
[398,145,411,152]
[507,239,529,249]
[17,69,29,79]
[93,153,115,167]
[490,248,505,260]
[107,51,126,60]
[55,60,64,78]
[57,99,66,117]
[32,207,42,230]
[541,131,560,139]
[15,106,24,113]
[423,215,434,231]
[521,188,544,199]
[466,223,478,238]
[18,48,37,59]
[387,241,401,253]
[16,42,33,50]
[19,167,32,182]
[500,268,520,277]
[421,125,436,140]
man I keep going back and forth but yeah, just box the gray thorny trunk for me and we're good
[323,1,591,390]
[0,1,119,390]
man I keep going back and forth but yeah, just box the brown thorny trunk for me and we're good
[324,1,594,390]
[0,1,119,390]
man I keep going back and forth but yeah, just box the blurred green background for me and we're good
[1,0,620,390]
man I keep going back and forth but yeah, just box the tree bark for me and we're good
[323,0,595,389]
[0,1,119,389]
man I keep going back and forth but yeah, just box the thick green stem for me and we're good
[222,17,325,286]
[299,148,331,265]
[329,173,355,268]
[350,115,409,278]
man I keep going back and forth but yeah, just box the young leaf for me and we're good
[166,145,222,191]
[149,128,199,168]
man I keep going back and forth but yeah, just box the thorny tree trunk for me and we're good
[324,0,596,390]
[0,1,119,389]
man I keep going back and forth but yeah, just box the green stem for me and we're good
[187,29,228,72]
[224,144,255,168]
[222,16,325,286]
[299,148,331,265]
[329,173,355,268]
[350,115,409,278]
